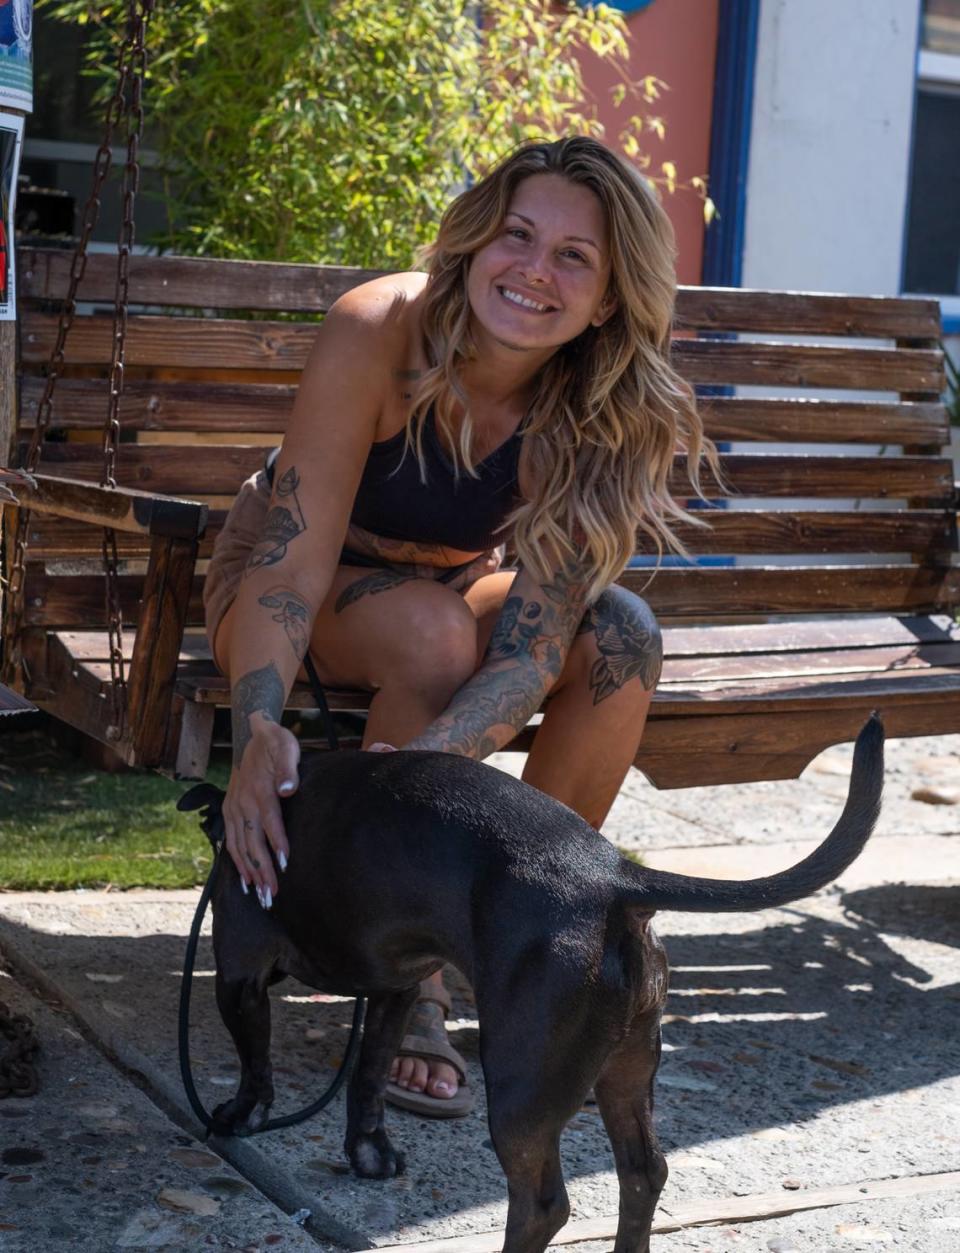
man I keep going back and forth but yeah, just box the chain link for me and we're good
[1,1,154,733]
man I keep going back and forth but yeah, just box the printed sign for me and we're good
[0,110,23,319]
[0,0,31,112]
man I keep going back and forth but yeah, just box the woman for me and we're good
[204,136,711,1119]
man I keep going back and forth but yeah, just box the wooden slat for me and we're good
[21,312,945,392]
[696,397,950,446]
[26,517,220,561]
[646,510,955,556]
[23,563,960,628]
[127,535,201,766]
[0,468,208,539]
[674,288,942,338]
[674,339,944,393]
[57,616,960,667]
[80,640,960,690]
[21,312,317,370]
[29,508,956,562]
[20,249,942,339]
[637,700,960,787]
[18,376,297,433]
[54,629,212,664]
[662,613,960,656]
[620,564,960,617]
[662,640,960,683]
[25,442,955,502]
[18,247,384,314]
[19,380,949,449]
[657,664,960,714]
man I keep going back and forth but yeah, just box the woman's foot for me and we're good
[384,975,474,1118]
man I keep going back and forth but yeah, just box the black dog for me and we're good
[188,714,882,1253]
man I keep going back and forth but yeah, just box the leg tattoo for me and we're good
[578,589,663,705]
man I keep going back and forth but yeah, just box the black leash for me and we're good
[177,663,367,1136]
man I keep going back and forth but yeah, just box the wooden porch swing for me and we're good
[3,3,960,786]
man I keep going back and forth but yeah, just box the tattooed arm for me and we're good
[404,554,592,759]
[220,275,413,899]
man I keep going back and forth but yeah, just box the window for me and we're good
[903,2,960,301]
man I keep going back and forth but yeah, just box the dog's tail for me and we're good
[620,714,883,914]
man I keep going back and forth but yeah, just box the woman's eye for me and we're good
[507,228,529,240]
[563,249,587,263]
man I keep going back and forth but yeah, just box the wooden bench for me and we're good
[3,245,958,786]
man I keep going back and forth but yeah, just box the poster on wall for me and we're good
[0,110,23,319]
[0,0,32,113]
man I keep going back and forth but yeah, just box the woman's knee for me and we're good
[570,586,663,701]
[369,589,481,695]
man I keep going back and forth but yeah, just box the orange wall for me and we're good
[579,0,720,285]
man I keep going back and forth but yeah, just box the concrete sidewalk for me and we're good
[1,734,959,1250]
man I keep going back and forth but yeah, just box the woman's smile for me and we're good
[496,284,559,315]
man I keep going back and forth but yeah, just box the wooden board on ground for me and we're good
[372,1169,960,1253]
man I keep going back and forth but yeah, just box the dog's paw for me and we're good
[211,1093,272,1137]
[345,1130,405,1179]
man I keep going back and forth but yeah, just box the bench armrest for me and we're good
[0,469,208,540]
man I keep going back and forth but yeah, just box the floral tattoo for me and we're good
[246,465,307,573]
[258,586,310,661]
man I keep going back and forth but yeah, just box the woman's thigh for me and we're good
[213,566,519,690]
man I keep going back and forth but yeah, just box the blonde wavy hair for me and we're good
[404,136,715,604]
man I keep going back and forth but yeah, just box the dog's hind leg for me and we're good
[592,1008,668,1253]
[480,1006,604,1253]
[210,972,275,1135]
[344,985,419,1179]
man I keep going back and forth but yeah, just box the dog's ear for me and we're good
[177,783,225,813]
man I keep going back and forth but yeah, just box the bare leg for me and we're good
[521,586,662,829]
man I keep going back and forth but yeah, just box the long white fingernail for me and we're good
[278,850,288,872]
[279,781,295,795]
[255,885,266,909]
[240,878,249,895]
[263,886,273,909]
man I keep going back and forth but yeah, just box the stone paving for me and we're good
[0,732,958,1250]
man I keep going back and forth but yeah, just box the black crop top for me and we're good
[349,406,525,551]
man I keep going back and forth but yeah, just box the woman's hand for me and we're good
[223,721,300,906]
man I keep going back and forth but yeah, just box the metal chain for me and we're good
[101,3,154,740]
[0,2,153,721]
[0,1001,40,1099]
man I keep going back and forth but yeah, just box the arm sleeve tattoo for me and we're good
[231,660,286,765]
[404,556,590,759]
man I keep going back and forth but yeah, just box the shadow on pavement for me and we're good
[0,879,957,1240]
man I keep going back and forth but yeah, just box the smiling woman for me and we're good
[203,136,714,1120]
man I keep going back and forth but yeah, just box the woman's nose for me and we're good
[519,250,551,285]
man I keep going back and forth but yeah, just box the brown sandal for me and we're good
[384,979,475,1119]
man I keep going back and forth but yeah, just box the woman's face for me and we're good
[466,173,615,357]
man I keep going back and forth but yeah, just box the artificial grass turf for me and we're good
[0,728,230,890]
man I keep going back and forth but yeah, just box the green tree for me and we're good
[44,0,711,267]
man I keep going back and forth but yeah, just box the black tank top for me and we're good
[349,406,525,551]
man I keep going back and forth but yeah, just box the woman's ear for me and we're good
[591,290,619,328]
